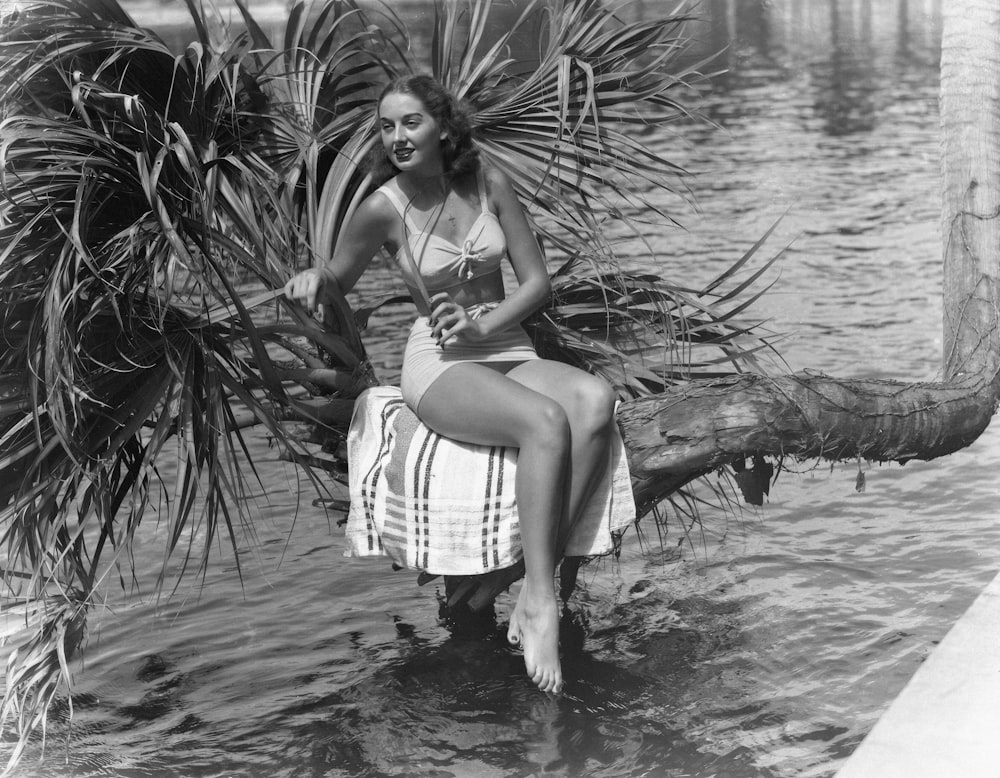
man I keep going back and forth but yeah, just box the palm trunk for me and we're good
[941,1,1000,384]
[621,370,998,513]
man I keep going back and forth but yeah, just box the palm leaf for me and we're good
[0,4,360,762]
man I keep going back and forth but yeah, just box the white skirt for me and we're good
[399,303,539,412]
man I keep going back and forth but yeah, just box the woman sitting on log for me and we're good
[284,74,617,694]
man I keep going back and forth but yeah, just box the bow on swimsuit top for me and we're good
[377,171,506,296]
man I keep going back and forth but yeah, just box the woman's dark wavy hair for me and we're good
[367,74,480,186]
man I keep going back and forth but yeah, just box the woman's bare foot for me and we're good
[507,595,524,647]
[508,584,562,693]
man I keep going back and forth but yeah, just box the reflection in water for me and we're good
[687,0,941,138]
[274,591,774,777]
[734,0,773,58]
[816,0,878,136]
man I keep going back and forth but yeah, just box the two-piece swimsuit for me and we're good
[376,169,539,412]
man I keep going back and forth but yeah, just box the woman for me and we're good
[284,74,616,694]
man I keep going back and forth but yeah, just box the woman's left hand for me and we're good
[428,293,484,347]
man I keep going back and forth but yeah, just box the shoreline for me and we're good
[836,569,1000,777]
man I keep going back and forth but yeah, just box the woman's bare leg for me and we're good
[416,363,570,693]
[499,359,616,646]
[505,359,617,544]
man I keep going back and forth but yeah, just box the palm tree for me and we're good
[0,0,775,768]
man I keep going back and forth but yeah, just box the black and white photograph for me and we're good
[2,1,997,776]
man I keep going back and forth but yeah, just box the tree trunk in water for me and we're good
[444,1,1000,611]
[941,1,1000,385]
[621,371,997,514]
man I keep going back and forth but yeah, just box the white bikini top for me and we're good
[377,169,506,296]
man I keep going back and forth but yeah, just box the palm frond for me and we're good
[0,5,369,762]
[459,0,714,252]
[526,234,785,399]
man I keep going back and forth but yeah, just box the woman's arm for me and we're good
[284,193,397,310]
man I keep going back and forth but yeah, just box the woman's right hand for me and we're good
[283,267,329,311]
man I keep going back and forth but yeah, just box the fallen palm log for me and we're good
[622,371,997,481]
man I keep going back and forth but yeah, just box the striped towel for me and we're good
[345,386,636,575]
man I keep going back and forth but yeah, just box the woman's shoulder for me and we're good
[370,174,401,200]
[478,162,517,208]
[361,179,404,219]
[478,161,508,188]
[344,183,402,248]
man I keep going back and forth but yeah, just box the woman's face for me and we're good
[378,92,446,175]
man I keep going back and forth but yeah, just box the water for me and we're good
[7,1,1000,776]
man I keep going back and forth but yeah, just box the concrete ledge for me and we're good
[836,570,1000,778]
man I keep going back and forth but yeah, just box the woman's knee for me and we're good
[573,376,617,435]
[522,397,571,452]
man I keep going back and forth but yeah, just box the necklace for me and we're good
[430,182,458,226]
[401,176,459,231]
[417,184,454,225]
